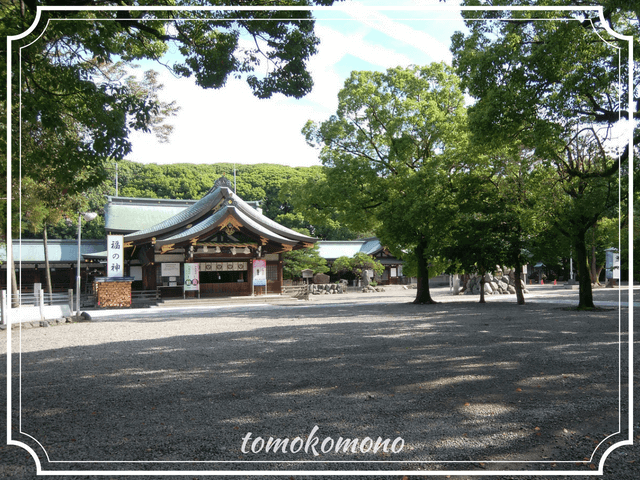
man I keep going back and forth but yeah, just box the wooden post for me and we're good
[1,290,6,326]
[250,259,254,296]
[38,289,45,321]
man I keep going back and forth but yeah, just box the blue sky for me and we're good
[126,1,467,167]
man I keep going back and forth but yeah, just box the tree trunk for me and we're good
[479,270,486,303]
[514,261,525,305]
[590,242,598,284]
[413,239,436,304]
[575,230,595,309]
[596,265,604,284]
[43,224,53,303]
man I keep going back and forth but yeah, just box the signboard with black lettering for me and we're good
[107,235,124,278]
[161,263,180,277]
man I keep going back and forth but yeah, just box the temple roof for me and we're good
[105,197,197,233]
[123,177,317,253]
[0,239,106,264]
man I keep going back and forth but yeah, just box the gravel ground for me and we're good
[0,286,637,479]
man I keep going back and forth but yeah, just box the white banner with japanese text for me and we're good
[107,235,124,277]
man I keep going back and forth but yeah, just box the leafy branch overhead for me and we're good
[451,0,634,308]
[1,1,342,239]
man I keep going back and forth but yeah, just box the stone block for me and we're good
[313,273,330,284]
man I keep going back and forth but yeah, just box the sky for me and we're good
[126,1,467,168]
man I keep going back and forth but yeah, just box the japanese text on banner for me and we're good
[107,235,124,278]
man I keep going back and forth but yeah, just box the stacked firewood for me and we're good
[95,282,132,308]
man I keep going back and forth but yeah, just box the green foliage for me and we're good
[452,2,636,164]
[586,215,622,283]
[302,63,467,303]
[331,252,384,279]
[399,254,448,280]
[451,2,634,308]
[331,256,354,277]
[448,145,548,277]
[282,243,329,280]
[1,1,341,241]
[279,168,360,239]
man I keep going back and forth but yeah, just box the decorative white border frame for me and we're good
[4,3,634,476]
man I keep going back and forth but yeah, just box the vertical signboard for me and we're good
[107,235,124,277]
[184,263,200,291]
[253,259,266,287]
[605,248,620,280]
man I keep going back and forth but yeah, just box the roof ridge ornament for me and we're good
[214,176,234,190]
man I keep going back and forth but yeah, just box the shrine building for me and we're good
[99,176,318,297]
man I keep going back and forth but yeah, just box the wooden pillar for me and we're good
[277,254,283,286]
[248,257,254,295]
[143,264,157,290]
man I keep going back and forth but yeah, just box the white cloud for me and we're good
[340,1,454,65]
[126,5,465,168]
[127,69,323,167]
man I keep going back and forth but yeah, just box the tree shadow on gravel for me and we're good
[1,301,631,476]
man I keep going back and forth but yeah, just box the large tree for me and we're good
[453,146,554,305]
[1,0,342,232]
[302,63,467,304]
[451,1,635,309]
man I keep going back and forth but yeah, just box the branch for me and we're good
[119,17,177,43]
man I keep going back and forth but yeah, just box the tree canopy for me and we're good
[301,63,468,303]
[451,1,634,308]
[1,0,342,240]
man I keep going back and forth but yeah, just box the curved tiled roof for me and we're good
[154,207,229,245]
[360,238,383,255]
[232,195,316,243]
[124,179,317,247]
[233,208,298,245]
[124,187,230,242]
[155,206,298,247]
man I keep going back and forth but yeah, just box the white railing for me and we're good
[1,289,75,325]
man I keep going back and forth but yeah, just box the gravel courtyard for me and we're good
[1,286,637,479]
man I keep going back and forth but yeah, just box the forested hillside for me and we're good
[24,161,358,241]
